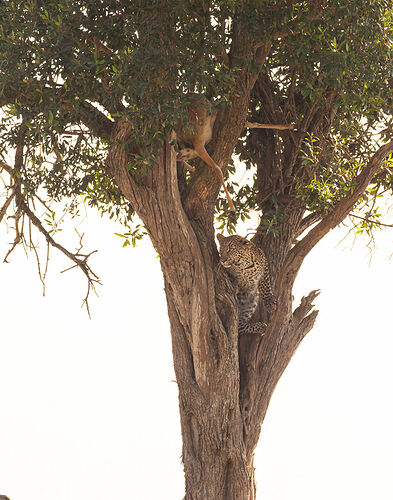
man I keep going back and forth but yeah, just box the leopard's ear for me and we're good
[217,233,226,244]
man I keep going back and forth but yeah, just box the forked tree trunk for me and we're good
[108,131,393,497]
[108,122,393,500]
[107,133,322,499]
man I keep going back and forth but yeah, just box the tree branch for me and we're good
[0,86,114,141]
[292,289,320,327]
[295,211,323,238]
[0,188,16,223]
[294,308,319,345]
[277,140,393,295]
[1,159,101,316]
[16,191,100,315]
[183,43,272,219]
[349,213,393,229]
[71,101,114,140]
[245,121,294,130]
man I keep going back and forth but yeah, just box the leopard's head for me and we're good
[217,234,250,269]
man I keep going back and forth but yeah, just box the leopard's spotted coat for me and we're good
[217,234,276,335]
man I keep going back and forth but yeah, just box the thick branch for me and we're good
[243,289,319,455]
[243,143,393,453]
[292,289,320,326]
[295,212,323,238]
[184,43,271,220]
[71,101,114,140]
[349,213,393,229]
[277,140,393,294]
[0,188,16,223]
[106,129,221,395]
[0,87,113,140]
[181,19,272,219]
[296,309,319,342]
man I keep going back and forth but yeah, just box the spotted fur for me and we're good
[217,234,276,335]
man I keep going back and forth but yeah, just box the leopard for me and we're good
[217,234,277,335]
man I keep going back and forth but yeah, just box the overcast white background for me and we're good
[0,206,392,500]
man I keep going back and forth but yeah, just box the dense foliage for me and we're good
[0,0,392,242]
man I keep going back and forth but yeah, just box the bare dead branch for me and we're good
[3,232,22,263]
[16,192,101,314]
[1,154,100,315]
[292,289,321,325]
[245,121,294,130]
[43,241,50,282]
[30,237,47,296]
[295,308,319,345]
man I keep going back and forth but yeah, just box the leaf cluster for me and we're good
[234,1,392,233]
[0,0,392,239]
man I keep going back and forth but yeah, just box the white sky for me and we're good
[0,207,392,500]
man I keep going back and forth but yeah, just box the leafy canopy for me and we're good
[0,1,392,238]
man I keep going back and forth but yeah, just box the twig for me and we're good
[295,212,323,238]
[30,237,46,296]
[0,189,16,223]
[3,208,23,263]
[349,213,393,228]
[16,191,101,316]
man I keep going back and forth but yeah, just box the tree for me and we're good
[1,1,392,498]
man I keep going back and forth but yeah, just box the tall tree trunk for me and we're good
[164,270,256,500]
[106,132,321,499]
[108,136,393,497]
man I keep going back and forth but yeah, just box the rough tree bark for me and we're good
[105,115,393,498]
[108,131,252,498]
[3,75,392,500]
